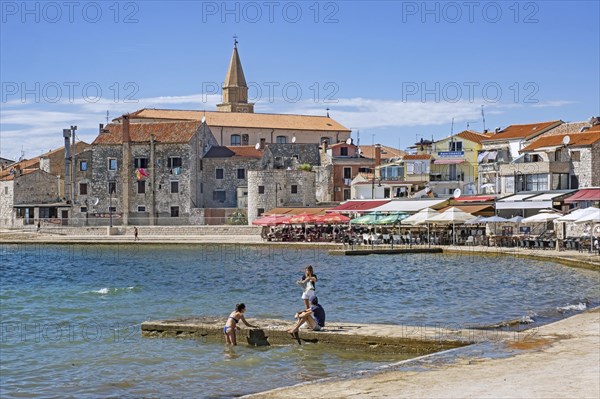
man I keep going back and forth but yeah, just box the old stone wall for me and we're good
[13,171,60,205]
[0,181,14,227]
[572,147,594,188]
[202,157,262,209]
[314,164,333,203]
[247,170,316,223]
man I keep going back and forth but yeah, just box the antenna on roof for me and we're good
[481,105,486,132]
[326,107,330,117]
[106,110,109,125]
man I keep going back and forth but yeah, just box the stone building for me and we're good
[0,169,62,227]
[85,42,350,225]
[247,169,316,224]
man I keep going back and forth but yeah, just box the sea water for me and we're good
[1,244,598,398]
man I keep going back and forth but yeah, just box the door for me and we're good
[61,210,69,226]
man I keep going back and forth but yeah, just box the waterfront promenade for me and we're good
[1,226,598,269]
[246,308,600,399]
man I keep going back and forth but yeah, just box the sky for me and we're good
[1,0,599,160]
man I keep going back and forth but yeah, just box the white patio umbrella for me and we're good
[480,215,508,235]
[573,210,600,224]
[521,211,562,223]
[507,215,524,223]
[400,208,439,246]
[402,208,439,225]
[465,216,485,225]
[426,207,474,245]
[557,207,599,222]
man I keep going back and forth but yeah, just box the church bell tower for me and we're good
[217,38,254,113]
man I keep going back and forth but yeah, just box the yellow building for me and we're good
[429,130,491,196]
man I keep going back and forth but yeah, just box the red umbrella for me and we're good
[314,213,351,224]
[288,213,319,224]
[252,215,291,226]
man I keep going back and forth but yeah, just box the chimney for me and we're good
[375,144,381,166]
[122,114,131,142]
[259,138,266,150]
[495,127,501,134]
[99,123,104,133]
[321,139,328,154]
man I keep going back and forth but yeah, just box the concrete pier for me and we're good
[141,316,522,355]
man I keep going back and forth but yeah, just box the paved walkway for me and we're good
[246,308,600,399]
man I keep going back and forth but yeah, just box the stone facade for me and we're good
[0,170,60,227]
[247,170,316,223]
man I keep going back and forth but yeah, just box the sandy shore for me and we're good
[246,308,600,399]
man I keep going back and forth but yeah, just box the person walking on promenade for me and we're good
[297,265,317,308]
[224,303,258,345]
[134,226,139,241]
[36,221,41,233]
[287,296,325,334]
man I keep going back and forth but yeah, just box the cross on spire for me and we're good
[233,34,238,48]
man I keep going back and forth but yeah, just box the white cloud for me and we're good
[0,92,573,159]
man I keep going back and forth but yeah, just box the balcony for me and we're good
[430,174,465,182]
[499,161,570,176]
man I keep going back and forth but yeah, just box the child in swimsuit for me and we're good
[224,303,258,345]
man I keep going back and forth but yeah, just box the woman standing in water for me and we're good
[224,303,258,345]
[297,265,318,309]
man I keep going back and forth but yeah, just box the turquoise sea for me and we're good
[1,244,598,398]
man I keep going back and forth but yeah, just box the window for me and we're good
[237,168,245,179]
[343,167,352,179]
[79,161,87,171]
[138,206,146,212]
[171,181,179,193]
[291,185,298,194]
[276,135,288,144]
[384,188,391,198]
[552,173,569,190]
[80,207,87,213]
[170,206,179,217]
[215,168,224,179]
[108,158,117,170]
[340,147,348,156]
[79,183,88,195]
[168,157,182,168]
[134,158,149,168]
[137,181,146,194]
[108,182,117,194]
[358,167,370,173]
[230,134,241,146]
[258,185,265,194]
[257,208,264,216]
[449,141,463,152]
[109,206,117,213]
[213,190,226,202]
[523,174,548,191]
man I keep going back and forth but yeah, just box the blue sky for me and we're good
[1,0,598,160]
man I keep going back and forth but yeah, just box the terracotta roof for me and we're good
[455,130,492,144]
[0,158,40,179]
[0,167,40,181]
[204,146,263,158]
[92,121,201,145]
[520,131,600,153]
[483,121,562,142]
[586,124,600,132]
[359,145,406,159]
[124,108,351,132]
[403,154,432,160]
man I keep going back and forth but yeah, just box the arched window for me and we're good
[276,136,288,144]
[231,134,241,146]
